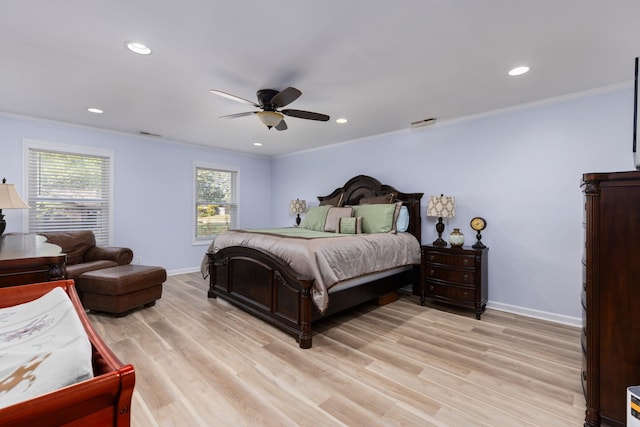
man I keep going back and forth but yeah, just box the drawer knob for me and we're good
[463,259,469,265]
[463,274,469,283]
[429,269,435,276]
[429,255,435,261]
[429,285,434,291]
[463,291,468,298]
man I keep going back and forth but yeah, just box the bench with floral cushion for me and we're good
[0,279,135,426]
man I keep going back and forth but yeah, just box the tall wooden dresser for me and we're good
[582,170,640,427]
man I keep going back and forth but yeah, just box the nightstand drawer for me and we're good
[426,282,475,302]
[424,267,475,285]
[424,251,475,268]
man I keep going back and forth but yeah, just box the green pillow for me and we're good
[352,203,397,233]
[299,205,331,231]
[337,216,362,234]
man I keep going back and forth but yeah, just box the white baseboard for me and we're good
[487,301,581,328]
[167,266,201,277]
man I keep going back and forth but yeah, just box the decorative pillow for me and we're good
[352,203,397,233]
[359,193,395,205]
[0,287,94,409]
[337,216,363,234]
[324,207,353,232]
[299,205,332,231]
[390,201,403,233]
[319,193,345,207]
[396,205,410,232]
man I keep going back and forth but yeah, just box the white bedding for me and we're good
[207,228,421,313]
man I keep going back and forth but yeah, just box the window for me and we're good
[194,162,238,240]
[25,141,113,245]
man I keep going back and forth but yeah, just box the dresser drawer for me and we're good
[424,267,475,285]
[426,282,476,302]
[424,251,475,268]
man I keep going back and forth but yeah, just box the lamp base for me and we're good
[0,219,5,236]
[432,216,447,247]
[432,237,448,247]
[296,214,301,226]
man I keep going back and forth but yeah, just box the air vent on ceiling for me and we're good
[410,118,436,129]
[137,131,162,137]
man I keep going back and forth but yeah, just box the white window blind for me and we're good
[195,164,238,240]
[27,146,112,245]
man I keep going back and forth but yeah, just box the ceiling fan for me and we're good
[209,87,330,131]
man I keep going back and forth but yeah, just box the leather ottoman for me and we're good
[76,264,166,315]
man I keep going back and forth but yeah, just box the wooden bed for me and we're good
[208,175,423,349]
[0,280,135,427]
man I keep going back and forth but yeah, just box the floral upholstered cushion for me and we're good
[0,287,94,408]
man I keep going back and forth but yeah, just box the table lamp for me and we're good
[0,178,30,236]
[426,194,455,246]
[289,199,306,226]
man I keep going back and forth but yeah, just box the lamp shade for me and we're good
[426,195,455,218]
[0,178,29,236]
[257,111,284,129]
[289,199,306,215]
[0,179,29,209]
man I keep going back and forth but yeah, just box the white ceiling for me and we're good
[1,1,639,157]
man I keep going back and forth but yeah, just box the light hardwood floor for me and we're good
[88,272,585,426]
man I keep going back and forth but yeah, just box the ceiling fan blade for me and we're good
[281,109,330,121]
[270,87,302,108]
[275,120,288,131]
[210,89,260,107]
[219,111,256,119]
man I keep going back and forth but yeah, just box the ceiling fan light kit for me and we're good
[256,111,284,129]
[211,86,329,131]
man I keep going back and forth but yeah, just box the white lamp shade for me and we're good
[0,183,29,209]
[257,111,284,128]
[426,195,455,218]
[289,199,306,215]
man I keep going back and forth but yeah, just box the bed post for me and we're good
[207,253,224,298]
[298,283,313,349]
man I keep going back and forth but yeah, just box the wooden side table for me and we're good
[0,233,66,287]
[421,244,488,319]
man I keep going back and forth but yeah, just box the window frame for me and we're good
[23,139,114,245]
[193,161,239,245]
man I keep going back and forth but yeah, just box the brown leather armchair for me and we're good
[40,231,133,280]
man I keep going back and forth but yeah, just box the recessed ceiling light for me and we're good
[125,41,152,55]
[336,118,348,124]
[87,108,103,114]
[508,66,530,76]
[253,142,262,146]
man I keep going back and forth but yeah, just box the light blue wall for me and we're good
[1,87,633,322]
[272,88,633,322]
[0,114,272,273]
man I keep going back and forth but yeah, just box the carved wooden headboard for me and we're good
[317,175,423,243]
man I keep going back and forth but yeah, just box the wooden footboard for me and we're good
[209,246,315,348]
[0,280,135,427]
[208,247,419,349]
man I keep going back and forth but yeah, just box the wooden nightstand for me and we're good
[420,244,488,319]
